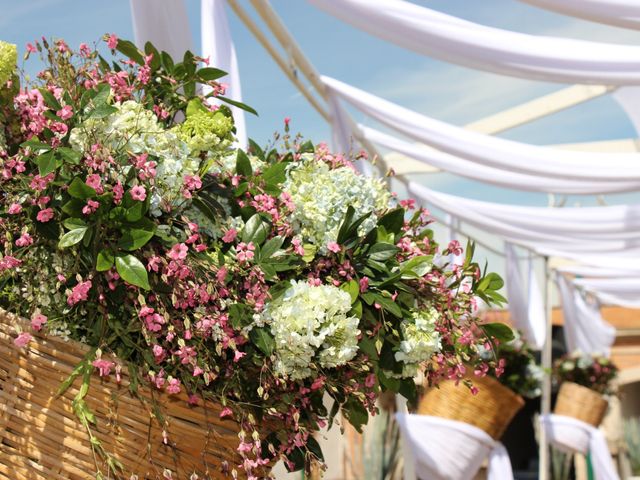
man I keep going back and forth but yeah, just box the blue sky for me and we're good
[2,0,639,278]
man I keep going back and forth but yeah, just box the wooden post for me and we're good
[539,256,553,480]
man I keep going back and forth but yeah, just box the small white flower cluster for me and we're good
[283,155,391,251]
[395,307,441,378]
[262,280,360,380]
[69,100,199,212]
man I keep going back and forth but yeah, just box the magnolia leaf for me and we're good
[117,227,156,251]
[96,250,115,272]
[368,243,399,262]
[236,149,253,177]
[249,327,275,356]
[37,150,57,176]
[115,254,150,290]
[242,214,267,245]
[197,67,227,81]
[68,177,96,200]
[482,322,515,343]
[58,227,88,248]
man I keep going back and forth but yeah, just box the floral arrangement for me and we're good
[493,333,542,399]
[0,35,508,478]
[553,352,618,395]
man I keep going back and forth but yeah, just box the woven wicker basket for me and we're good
[418,374,525,440]
[0,308,265,480]
[554,381,608,427]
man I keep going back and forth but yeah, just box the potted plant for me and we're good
[553,352,618,427]
[0,36,506,479]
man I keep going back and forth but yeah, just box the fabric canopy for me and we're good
[556,274,616,355]
[130,0,193,61]
[396,414,514,480]
[573,277,640,309]
[541,415,620,480]
[323,77,640,182]
[360,126,640,194]
[520,0,640,30]
[201,0,247,148]
[310,0,640,85]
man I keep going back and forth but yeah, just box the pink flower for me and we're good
[168,243,188,261]
[284,117,291,127]
[26,43,37,53]
[85,174,103,193]
[79,43,91,57]
[470,386,479,396]
[291,237,305,256]
[235,242,255,263]
[153,104,169,120]
[56,105,73,120]
[447,240,463,256]
[14,332,32,348]
[31,313,47,331]
[36,208,54,222]
[359,276,369,293]
[15,233,33,247]
[0,256,21,272]
[113,181,124,204]
[92,359,115,377]
[222,228,237,243]
[233,350,246,362]
[8,203,22,214]
[219,407,233,418]
[82,199,100,215]
[152,345,166,363]
[166,378,181,395]
[327,241,341,253]
[106,33,118,50]
[365,373,376,388]
[67,280,92,306]
[130,185,146,201]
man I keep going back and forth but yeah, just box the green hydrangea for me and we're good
[283,154,391,251]
[175,110,234,154]
[395,308,441,378]
[0,41,17,86]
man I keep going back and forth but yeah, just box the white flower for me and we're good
[283,155,391,251]
[261,280,360,380]
[395,307,441,377]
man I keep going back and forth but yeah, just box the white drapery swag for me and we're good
[505,244,546,349]
[201,0,247,148]
[556,273,616,356]
[359,126,640,194]
[310,0,640,85]
[519,0,640,30]
[540,414,620,480]
[323,77,640,182]
[130,0,193,61]
[395,414,514,480]
[573,277,640,309]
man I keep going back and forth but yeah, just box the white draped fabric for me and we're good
[505,244,546,349]
[520,0,640,30]
[310,0,640,85]
[323,77,640,182]
[201,0,247,148]
[573,277,640,309]
[395,414,514,480]
[612,87,640,137]
[130,0,193,61]
[556,274,616,356]
[541,414,620,480]
[360,126,640,194]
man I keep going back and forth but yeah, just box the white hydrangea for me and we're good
[283,154,391,251]
[261,280,360,380]
[395,307,441,378]
[69,100,199,213]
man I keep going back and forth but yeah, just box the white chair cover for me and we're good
[540,414,620,480]
[395,414,514,480]
[201,0,247,148]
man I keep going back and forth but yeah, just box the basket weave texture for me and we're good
[0,308,251,480]
[554,381,608,427]
[417,374,525,440]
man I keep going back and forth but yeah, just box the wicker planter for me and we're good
[0,309,264,479]
[554,381,608,427]
[418,374,525,440]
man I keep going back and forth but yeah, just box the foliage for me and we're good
[553,351,618,395]
[0,35,506,478]
[494,334,542,398]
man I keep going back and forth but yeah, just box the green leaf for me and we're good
[236,149,253,177]
[368,243,400,262]
[298,140,314,153]
[143,41,161,70]
[87,103,117,119]
[378,208,405,235]
[186,98,209,117]
[115,254,150,290]
[57,147,82,165]
[481,322,515,343]
[115,39,145,65]
[477,272,504,292]
[217,96,258,116]
[340,279,360,304]
[58,227,88,248]
[96,250,115,272]
[400,255,433,279]
[37,150,57,176]
[117,227,156,251]
[342,397,368,433]
[306,436,325,462]
[68,177,96,200]
[161,51,174,72]
[39,88,62,111]
[21,139,51,153]
[259,236,284,260]
[197,67,227,81]
[62,217,87,230]
[261,161,287,186]
[248,139,265,160]
[125,201,145,222]
[242,214,268,245]
[61,198,85,217]
[249,327,275,356]
[301,244,317,263]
